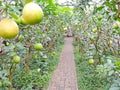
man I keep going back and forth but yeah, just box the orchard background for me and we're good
[0,0,120,90]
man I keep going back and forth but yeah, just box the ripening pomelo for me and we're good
[22,2,44,25]
[0,18,19,39]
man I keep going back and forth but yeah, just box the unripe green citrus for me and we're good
[13,55,21,64]
[34,43,43,50]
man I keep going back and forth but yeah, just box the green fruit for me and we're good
[0,81,2,87]
[33,55,38,60]
[34,43,43,50]
[114,23,119,29]
[92,28,97,33]
[13,55,21,64]
[18,35,24,41]
[89,59,94,64]
[51,51,56,56]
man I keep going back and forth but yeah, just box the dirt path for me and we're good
[48,37,78,90]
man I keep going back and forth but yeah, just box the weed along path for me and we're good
[48,37,78,90]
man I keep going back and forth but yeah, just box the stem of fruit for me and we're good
[25,46,31,74]
[9,63,14,90]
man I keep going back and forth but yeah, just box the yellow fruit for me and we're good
[108,40,113,45]
[0,18,19,39]
[22,2,44,25]
[89,59,94,64]
[92,28,97,33]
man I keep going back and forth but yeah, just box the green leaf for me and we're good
[10,13,19,20]
[0,1,2,6]
[8,52,16,57]
[15,42,25,50]
[24,0,33,5]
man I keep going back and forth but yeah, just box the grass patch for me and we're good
[74,46,110,90]
[12,40,65,90]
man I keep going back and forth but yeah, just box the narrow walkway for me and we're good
[48,37,78,90]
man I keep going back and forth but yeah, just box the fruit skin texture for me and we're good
[22,2,44,25]
[89,59,94,64]
[34,43,43,50]
[0,18,19,39]
[13,55,21,64]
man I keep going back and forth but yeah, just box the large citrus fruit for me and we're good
[0,18,19,39]
[34,43,43,50]
[22,2,44,25]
